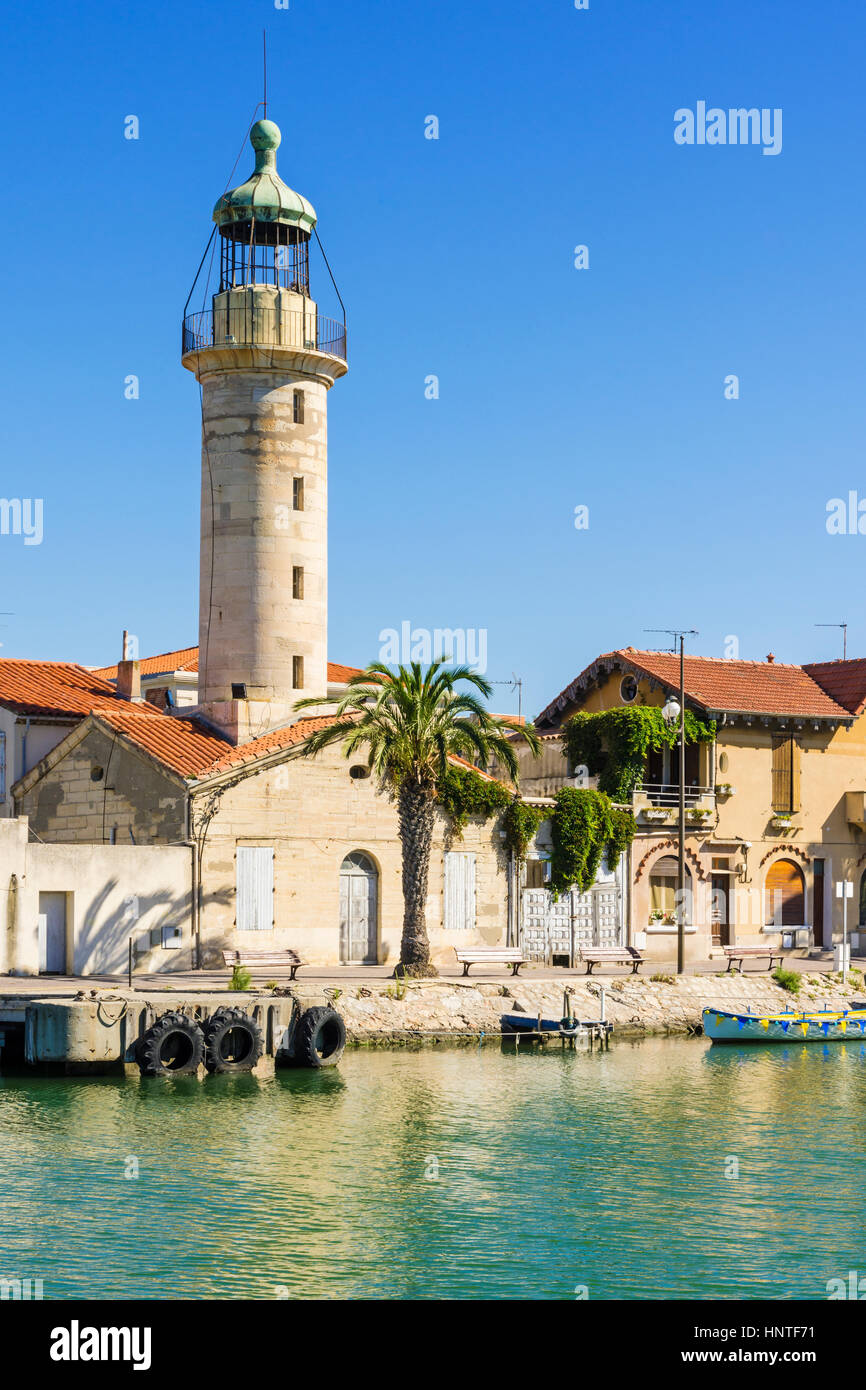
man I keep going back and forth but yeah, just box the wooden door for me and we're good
[339,853,378,963]
[38,892,66,974]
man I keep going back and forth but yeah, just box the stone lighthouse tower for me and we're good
[181,118,347,743]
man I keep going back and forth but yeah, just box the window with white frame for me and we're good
[0,729,5,800]
[444,851,476,931]
[236,846,274,931]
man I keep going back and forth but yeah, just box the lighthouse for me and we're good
[181,119,347,743]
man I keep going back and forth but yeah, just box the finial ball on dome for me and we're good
[250,119,281,151]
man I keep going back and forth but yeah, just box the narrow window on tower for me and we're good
[293,389,305,425]
[293,656,304,689]
[293,476,304,511]
[292,566,304,599]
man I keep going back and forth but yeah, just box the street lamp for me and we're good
[646,628,698,975]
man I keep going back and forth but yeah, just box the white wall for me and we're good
[0,817,192,976]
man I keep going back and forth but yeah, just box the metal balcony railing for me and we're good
[636,783,715,808]
[182,306,347,362]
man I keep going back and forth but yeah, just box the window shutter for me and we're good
[237,846,274,931]
[771,736,795,813]
[445,852,476,931]
[791,740,801,812]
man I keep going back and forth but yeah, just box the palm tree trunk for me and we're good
[396,780,438,976]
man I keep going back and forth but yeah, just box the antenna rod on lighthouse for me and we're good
[263,30,267,118]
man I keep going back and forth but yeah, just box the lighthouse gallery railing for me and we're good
[182,306,347,362]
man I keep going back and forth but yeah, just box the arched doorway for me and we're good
[764,858,806,928]
[339,852,378,964]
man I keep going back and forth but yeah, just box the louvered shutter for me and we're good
[237,846,274,931]
[445,852,476,932]
[771,736,794,813]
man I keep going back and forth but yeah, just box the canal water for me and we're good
[1,1037,864,1300]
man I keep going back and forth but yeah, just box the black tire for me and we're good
[203,1007,263,1074]
[294,1006,346,1068]
[138,1012,204,1076]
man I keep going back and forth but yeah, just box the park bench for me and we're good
[222,948,305,981]
[454,947,526,977]
[578,945,645,975]
[722,945,783,973]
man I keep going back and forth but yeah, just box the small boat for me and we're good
[501,1013,581,1036]
[703,1004,866,1044]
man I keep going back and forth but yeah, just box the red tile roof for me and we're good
[88,707,508,788]
[94,647,362,687]
[91,707,232,779]
[89,707,351,781]
[0,661,124,718]
[802,659,866,716]
[537,649,852,726]
[93,647,199,680]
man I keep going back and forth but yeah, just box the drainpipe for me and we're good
[185,794,201,971]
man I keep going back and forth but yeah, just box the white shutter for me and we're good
[237,846,274,931]
[445,852,476,932]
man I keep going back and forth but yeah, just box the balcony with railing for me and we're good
[181,305,347,363]
[633,783,716,827]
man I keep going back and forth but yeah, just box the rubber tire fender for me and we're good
[139,1012,205,1076]
[295,1006,346,1068]
[203,1006,264,1074]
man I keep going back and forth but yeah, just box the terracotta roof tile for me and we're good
[802,659,866,716]
[0,661,124,717]
[93,647,199,680]
[91,707,231,778]
[537,649,851,726]
[94,646,362,686]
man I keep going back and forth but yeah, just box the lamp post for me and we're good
[647,629,698,976]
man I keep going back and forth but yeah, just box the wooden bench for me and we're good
[222,949,304,981]
[722,945,783,973]
[579,946,645,975]
[454,947,526,977]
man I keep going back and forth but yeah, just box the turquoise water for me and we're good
[1,1037,865,1300]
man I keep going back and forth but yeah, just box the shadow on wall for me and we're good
[74,880,203,976]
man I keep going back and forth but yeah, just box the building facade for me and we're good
[526,648,866,962]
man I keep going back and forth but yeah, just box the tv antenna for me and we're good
[489,674,523,721]
[815,622,847,659]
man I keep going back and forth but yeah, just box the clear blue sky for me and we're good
[2,0,864,718]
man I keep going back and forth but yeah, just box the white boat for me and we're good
[703,1005,866,1043]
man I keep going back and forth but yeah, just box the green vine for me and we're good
[437,765,511,835]
[562,706,716,803]
[548,788,636,897]
[503,799,545,860]
[437,766,544,861]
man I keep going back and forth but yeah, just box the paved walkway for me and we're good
[0,952,862,995]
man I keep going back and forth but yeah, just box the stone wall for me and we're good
[197,742,510,967]
[16,726,186,845]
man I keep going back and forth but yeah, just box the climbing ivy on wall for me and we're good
[437,764,511,834]
[562,706,716,804]
[437,767,636,897]
[548,788,636,897]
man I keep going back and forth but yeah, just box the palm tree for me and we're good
[295,659,541,976]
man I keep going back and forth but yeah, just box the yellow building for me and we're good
[526,648,866,963]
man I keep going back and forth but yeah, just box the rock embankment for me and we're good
[333,970,866,1044]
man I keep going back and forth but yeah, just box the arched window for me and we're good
[648,855,692,926]
[764,858,805,928]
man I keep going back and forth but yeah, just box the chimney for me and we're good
[117,659,142,702]
[766,653,775,664]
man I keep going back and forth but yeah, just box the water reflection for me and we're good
[1,1038,865,1299]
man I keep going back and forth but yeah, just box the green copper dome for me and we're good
[213,120,317,235]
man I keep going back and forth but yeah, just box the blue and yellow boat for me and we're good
[703,1005,866,1043]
